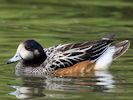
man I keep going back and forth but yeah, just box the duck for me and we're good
[7,34,130,77]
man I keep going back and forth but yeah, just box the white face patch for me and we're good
[34,49,40,55]
[15,42,35,60]
[7,43,24,63]
[20,47,34,60]
[16,43,23,54]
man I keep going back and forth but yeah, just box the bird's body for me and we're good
[7,35,130,77]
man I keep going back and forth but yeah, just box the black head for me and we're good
[7,40,47,65]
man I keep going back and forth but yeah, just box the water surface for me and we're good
[0,0,133,100]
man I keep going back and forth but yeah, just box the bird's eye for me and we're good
[25,42,34,50]
[26,46,31,49]
[25,45,32,50]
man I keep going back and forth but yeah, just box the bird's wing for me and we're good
[43,39,113,72]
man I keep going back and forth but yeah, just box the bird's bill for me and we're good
[7,53,22,64]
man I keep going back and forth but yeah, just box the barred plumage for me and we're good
[44,39,112,71]
[7,34,130,77]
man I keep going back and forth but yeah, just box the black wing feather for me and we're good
[44,39,113,71]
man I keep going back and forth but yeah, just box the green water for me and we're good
[0,0,133,99]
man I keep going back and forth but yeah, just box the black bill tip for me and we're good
[7,60,13,64]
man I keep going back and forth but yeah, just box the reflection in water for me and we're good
[10,78,45,99]
[94,71,115,92]
[10,71,115,99]
[10,86,44,99]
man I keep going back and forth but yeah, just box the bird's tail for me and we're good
[113,40,130,60]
